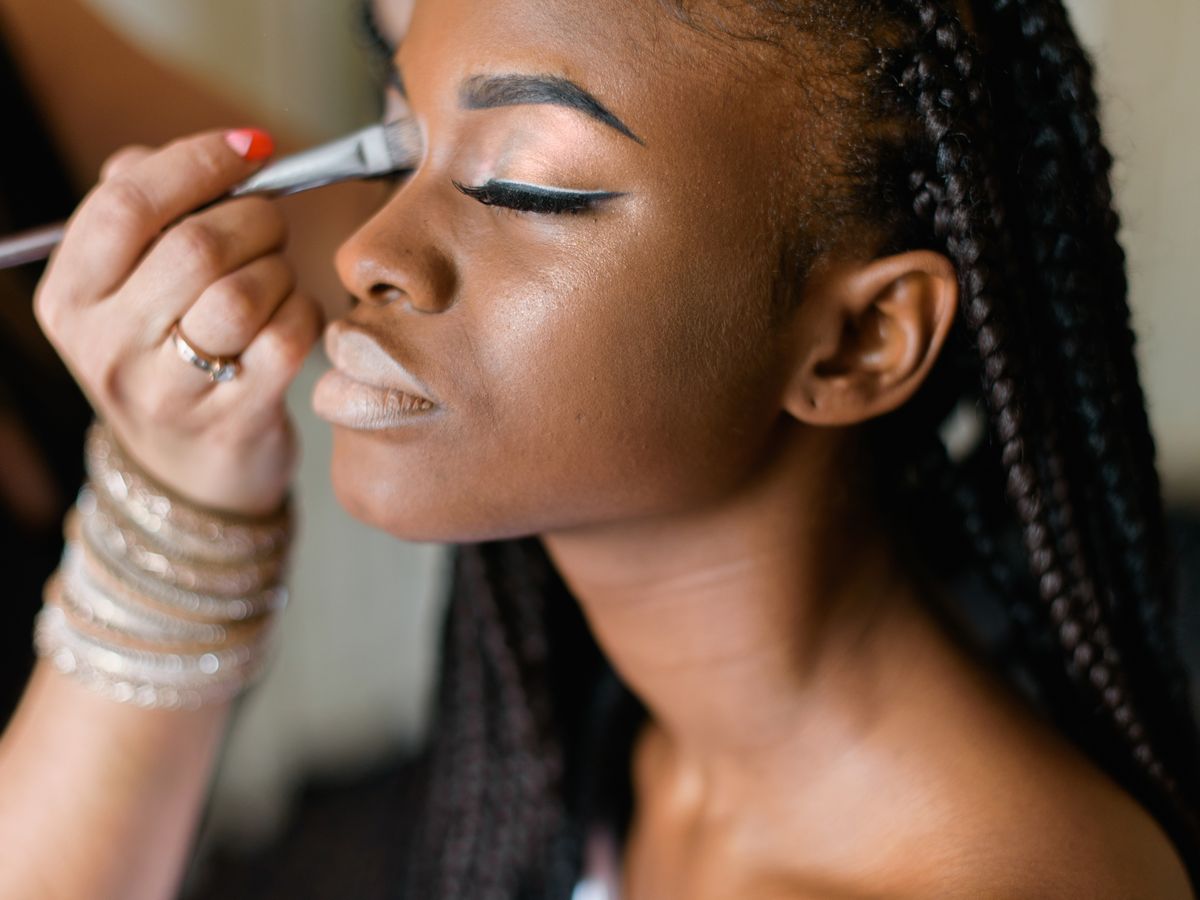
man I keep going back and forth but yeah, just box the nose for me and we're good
[335,178,459,313]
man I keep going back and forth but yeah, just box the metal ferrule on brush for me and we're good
[230,123,401,198]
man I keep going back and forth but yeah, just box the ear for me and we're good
[782,250,958,426]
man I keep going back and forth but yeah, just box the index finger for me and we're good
[54,129,274,298]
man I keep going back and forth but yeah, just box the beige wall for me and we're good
[1071,0,1200,502]
[88,0,376,138]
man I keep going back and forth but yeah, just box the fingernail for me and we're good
[224,128,275,162]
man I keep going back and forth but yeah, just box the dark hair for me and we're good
[401,1,1200,896]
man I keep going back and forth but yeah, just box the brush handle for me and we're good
[0,196,242,272]
[0,221,67,268]
[0,121,414,273]
[0,183,284,271]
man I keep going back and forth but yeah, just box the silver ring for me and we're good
[171,324,240,384]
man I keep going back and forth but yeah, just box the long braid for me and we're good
[982,0,1200,814]
[410,543,580,899]
[891,160,1052,673]
[887,0,1091,704]
[410,547,497,898]
[881,0,1200,872]
[834,0,1184,827]
[990,0,1196,764]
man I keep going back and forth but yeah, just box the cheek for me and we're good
[328,197,787,542]
[458,213,786,527]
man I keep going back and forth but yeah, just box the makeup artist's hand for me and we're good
[32,130,324,516]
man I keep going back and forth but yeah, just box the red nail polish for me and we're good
[224,128,275,162]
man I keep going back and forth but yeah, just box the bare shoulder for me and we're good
[941,781,1195,899]
[901,683,1194,897]
[865,625,1195,899]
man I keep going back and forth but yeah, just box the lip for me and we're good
[312,322,440,431]
[323,322,438,401]
[312,369,436,431]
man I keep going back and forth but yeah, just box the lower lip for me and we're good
[311,369,438,431]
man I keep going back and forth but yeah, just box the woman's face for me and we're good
[319,0,812,542]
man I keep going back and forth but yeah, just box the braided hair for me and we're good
[401,0,1200,895]
[870,0,1200,869]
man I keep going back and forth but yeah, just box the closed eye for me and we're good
[452,180,622,215]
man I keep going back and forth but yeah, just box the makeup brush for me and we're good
[0,118,421,270]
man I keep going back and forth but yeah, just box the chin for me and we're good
[328,429,451,542]
[323,416,762,546]
[326,427,538,545]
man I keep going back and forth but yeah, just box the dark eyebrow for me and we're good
[459,73,644,146]
[358,1,640,146]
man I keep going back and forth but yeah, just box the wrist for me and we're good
[32,419,296,711]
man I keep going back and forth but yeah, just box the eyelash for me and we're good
[452,180,617,216]
[357,7,614,220]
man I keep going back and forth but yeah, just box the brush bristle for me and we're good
[383,118,422,172]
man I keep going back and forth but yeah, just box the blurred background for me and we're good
[84,0,379,137]
[0,0,1195,895]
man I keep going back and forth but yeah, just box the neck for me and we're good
[541,424,932,799]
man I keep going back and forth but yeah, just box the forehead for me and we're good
[391,0,667,55]
[385,0,794,134]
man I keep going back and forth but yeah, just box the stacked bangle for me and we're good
[33,420,296,711]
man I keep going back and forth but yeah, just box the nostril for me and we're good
[366,283,407,306]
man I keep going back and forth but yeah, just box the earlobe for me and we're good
[783,250,958,426]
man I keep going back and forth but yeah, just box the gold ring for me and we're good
[170,323,240,384]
